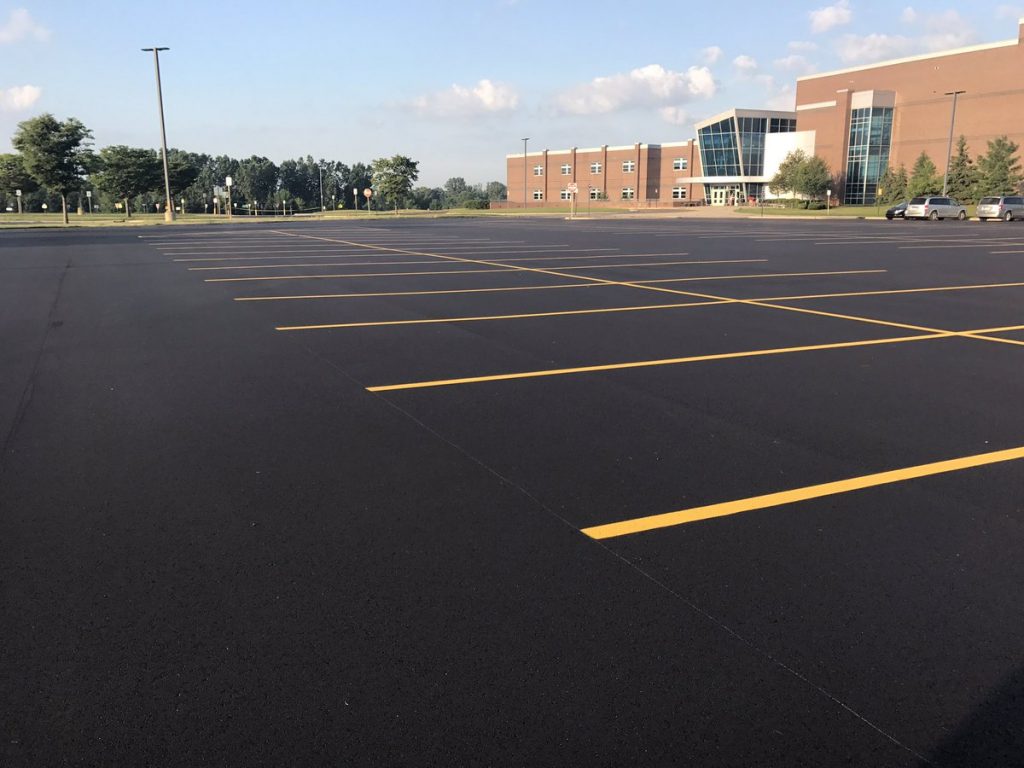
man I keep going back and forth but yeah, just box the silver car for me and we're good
[977,196,1024,221]
[904,196,968,220]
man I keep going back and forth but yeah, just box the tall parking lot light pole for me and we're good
[942,90,966,196]
[142,46,175,222]
[522,137,529,209]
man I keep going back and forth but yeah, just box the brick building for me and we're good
[505,18,1024,207]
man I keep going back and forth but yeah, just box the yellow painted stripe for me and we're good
[365,333,946,392]
[760,280,1024,303]
[205,266,515,282]
[235,283,606,301]
[635,269,885,285]
[188,253,718,271]
[275,300,728,331]
[582,444,1024,539]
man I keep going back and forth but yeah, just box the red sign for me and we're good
[363,189,373,198]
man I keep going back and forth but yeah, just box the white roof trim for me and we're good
[797,37,1019,82]
[796,100,837,111]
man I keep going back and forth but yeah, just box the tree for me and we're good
[907,151,941,198]
[795,155,832,200]
[976,136,1023,197]
[92,145,161,217]
[410,186,445,210]
[945,135,979,203]
[11,113,93,223]
[444,177,468,199]
[769,149,807,198]
[166,151,201,199]
[236,156,278,212]
[486,181,507,202]
[877,164,908,204]
[343,162,372,209]
[371,155,419,211]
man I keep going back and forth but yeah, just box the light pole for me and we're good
[319,164,325,211]
[86,190,92,214]
[522,137,529,209]
[942,90,966,196]
[142,47,175,222]
[225,175,233,218]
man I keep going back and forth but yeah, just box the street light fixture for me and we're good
[142,46,175,223]
[942,90,966,196]
[522,137,529,209]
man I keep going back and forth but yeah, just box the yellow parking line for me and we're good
[582,444,1024,539]
[235,283,607,301]
[206,267,515,282]
[365,333,947,392]
[760,280,1024,302]
[635,269,885,285]
[275,300,728,331]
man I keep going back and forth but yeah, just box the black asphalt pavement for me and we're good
[2,216,1023,766]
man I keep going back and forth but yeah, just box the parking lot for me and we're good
[3,216,1024,766]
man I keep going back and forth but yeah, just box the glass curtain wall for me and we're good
[844,107,893,204]
[700,115,797,203]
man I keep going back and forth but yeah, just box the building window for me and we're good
[621,188,635,200]
[844,106,894,205]
[673,158,688,171]
[672,187,687,199]
[590,162,602,174]
[533,190,544,200]
[622,160,635,173]
[533,165,544,176]
[589,188,601,200]
[698,117,742,177]
[560,189,571,200]
[560,164,571,175]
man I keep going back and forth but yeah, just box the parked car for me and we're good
[977,195,1024,221]
[885,201,909,219]
[904,196,968,220]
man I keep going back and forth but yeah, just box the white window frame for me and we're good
[533,189,544,200]
[560,189,571,200]
[672,187,687,199]
[621,187,635,200]
[590,162,602,174]
[622,160,635,173]
[589,188,601,200]
[673,158,688,171]
[560,164,572,175]
[533,165,544,176]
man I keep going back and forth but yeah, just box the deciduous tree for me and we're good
[92,145,161,217]
[371,155,419,211]
[11,113,93,223]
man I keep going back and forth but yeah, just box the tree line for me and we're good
[877,136,1023,204]
[0,114,507,222]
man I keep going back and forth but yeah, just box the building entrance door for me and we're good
[710,187,728,206]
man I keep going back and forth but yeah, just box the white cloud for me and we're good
[766,85,796,111]
[901,7,918,23]
[412,79,519,117]
[836,33,913,63]
[555,64,715,115]
[0,84,41,111]
[788,40,819,52]
[810,0,852,33]
[837,10,977,63]
[659,107,690,125]
[732,54,759,76]
[701,45,723,64]
[0,9,49,44]
[773,54,816,74]
[996,4,1024,19]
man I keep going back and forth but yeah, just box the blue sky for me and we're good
[1,1,1022,186]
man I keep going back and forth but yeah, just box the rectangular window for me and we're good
[560,164,572,175]
[621,188,635,200]
[672,187,687,199]
[533,190,543,200]
[560,189,571,200]
[589,188,601,200]
[590,162,602,174]
[533,165,544,176]
[672,158,688,171]
[622,160,635,173]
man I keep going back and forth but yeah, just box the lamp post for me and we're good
[225,175,233,219]
[142,47,175,222]
[942,90,966,196]
[319,164,325,211]
[522,137,529,209]
[86,190,92,213]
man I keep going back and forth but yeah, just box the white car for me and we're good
[977,196,1023,221]
[904,196,968,220]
